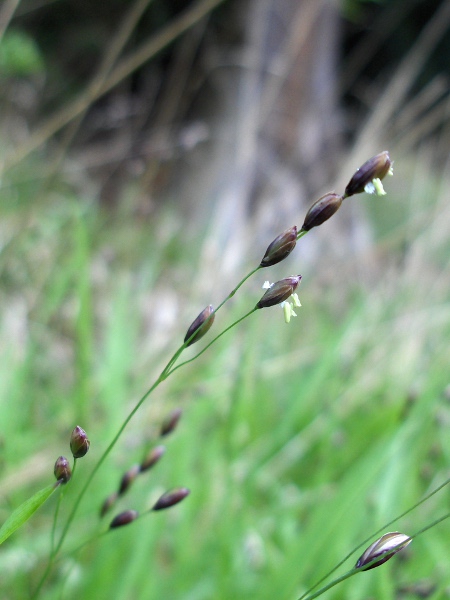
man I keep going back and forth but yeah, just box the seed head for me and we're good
[54,456,72,484]
[260,226,297,267]
[301,193,343,232]
[140,445,166,472]
[70,425,90,458]
[160,408,182,437]
[100,492,118,517]
[355,532,412,571]
[344,151,393,198]
[118,464,140,496]
[256,276,302,309]
[152,487,190,511]
[109,509,139,529]
[184,305,215,346]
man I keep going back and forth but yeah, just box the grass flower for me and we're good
[355,532,411,571]
[261,281,301,322]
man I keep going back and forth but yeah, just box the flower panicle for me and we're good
[355,532,412,571]
[160,408,182,437]
[152,487,190,511]
[256,276,302,309]
[344,151,393,198]
[118,465,140,496]
[54,456,72,484]
[260,226,297,267]
[140,445,166,472]
[109,509,139,529]
[184,305,215,346]
[301,193,343,232]
[100,493,118,517]
[70,425,90,459]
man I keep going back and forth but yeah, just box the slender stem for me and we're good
[299,474,450,600]
[59,504,169,563]
[411,510,450,539]
[167,308,258,376]
[302,569,357,600]
[53,375,166,558]
[36,301,260,594]
[215,266,261,312]
[301,510,450,600]
[33,461,78,599]
[164,266,261,375]
[50,491,63,555]
[33,264,265,595]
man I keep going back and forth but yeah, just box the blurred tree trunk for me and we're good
[172,0,342,292]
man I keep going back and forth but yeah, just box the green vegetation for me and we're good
[1,1,450,598]
[1,149,450,599]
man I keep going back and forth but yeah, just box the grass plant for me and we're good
[2,2,450,598]
[1,147,450,599]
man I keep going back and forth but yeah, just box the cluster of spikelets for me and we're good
[184,151,394,338]
[54,411,190,531]
[53,426,91,484]
[100,408,190,528]
[53,151,410,575]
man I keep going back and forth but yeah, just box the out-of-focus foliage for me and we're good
[0,29,44,76]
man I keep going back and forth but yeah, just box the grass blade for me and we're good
[0,482,58,545]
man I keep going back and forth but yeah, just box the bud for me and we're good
[100,492,118,517]
[70,425,90,458]
[140,445,166,472]
[260,226,297,267]
[301,193,343,232]
[109,509,139,529]
[54,456,72,484]
[152,487,190,511]
[184,305,215,346]
[160,408,182,437]
[118,464,140,496]
[256,276,302,309]
[344,151,393,198]
[355,532,412,571]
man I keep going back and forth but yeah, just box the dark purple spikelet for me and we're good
[100,492,118,517]
[152,487,190,511]
[54,456,72,484]
[140,445,166,472]
[301,193,343,231]
[355,532,412,571]
[118,464,140,496]
[70,425,90,458]
[260,226,297,267]
[109,509,139,529]
[256,276,302,309]
[160,408,182,437]
[184,305,215,346]
[344,151,392,198]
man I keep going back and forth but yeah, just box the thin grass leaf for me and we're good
[0,482,58,545]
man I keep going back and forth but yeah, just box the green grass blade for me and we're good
[0,482,58,545]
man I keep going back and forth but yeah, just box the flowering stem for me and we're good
[163,266,261,375]
[298,474,450,600]
[300,510,450,600]
[167,308,258,376]
[50,489,63,555]
[34,263,280,596]
[36,302,258,595]
[215,266,261,312]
